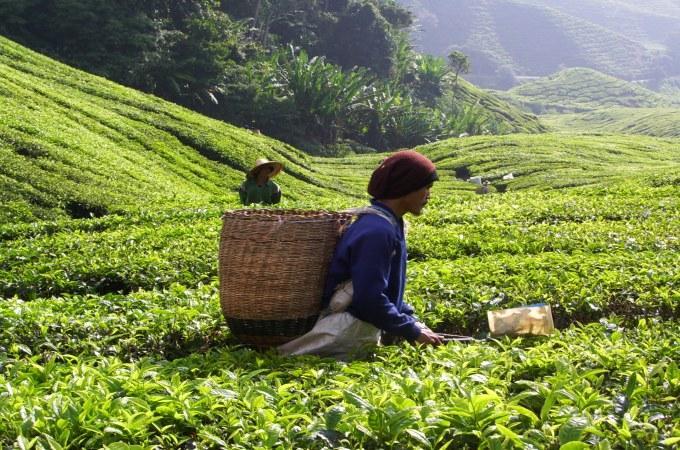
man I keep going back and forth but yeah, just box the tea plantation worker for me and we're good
[239,158,283,205]
[279,150,444,358]
[475,180,490,195]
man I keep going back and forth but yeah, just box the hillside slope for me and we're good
[420,133,680,191]
[522,0,680,44]
[449,78,547,133]
[400,0,680,89]
[542,107,680,138]
[499,67,675,113]
[493,67,680,138]
[0,36,361,222]
[0,35,548,224]
[2,34,678,224]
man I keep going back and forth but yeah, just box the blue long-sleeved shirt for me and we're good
[322,201,421,340]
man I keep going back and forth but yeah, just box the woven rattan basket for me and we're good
[219,209,352,347]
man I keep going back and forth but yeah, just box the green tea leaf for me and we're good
[559,417,588,444]
[559,442,590,450]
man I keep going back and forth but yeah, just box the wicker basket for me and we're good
[219,209,352,347]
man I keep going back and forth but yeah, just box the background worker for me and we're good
[475,180,490,195]
[279,150,443,358]
[239,158,283,205]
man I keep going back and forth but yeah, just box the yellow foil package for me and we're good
[487,304,555,336]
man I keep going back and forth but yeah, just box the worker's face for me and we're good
[255,166,274,182]
[402,183,432,216]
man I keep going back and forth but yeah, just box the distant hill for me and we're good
[495,68,680,138]
[659,76,680,99]
[542,107,680,138]
[399,0,680,89]
[497,68,676,113]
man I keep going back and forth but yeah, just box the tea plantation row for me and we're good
[1,317,677,449]
[1,157,678,447]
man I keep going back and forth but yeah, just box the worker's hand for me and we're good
[415,327,444,346]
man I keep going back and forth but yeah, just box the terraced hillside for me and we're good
[446,78,547,134]
[400,0,679,89]
[0,35,543,222]
[499,68,674,113]
[1,37,679,448]
[543,107,680,138]
[495,68,680,138]
[660,76,680,100]
[522,0,680,44]
[0,36,361,223]
[315,133,680,191]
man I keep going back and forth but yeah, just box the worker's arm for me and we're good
[238,181,248,204]
[271,183,281,204]
[347,226,421,340]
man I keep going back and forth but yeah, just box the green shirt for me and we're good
[239,178,281,205]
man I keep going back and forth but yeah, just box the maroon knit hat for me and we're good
[367,150,438,199]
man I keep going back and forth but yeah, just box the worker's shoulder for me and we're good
[350,214,398,238]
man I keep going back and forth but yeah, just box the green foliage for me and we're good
[0,319,678,448]
[0,210,221,299]
[320,1,398,78]
[448,50,470,86]
[0,0,253,105]
[222,0,412,77]
[236,46,523,151]
[347,86,446,150]
[0,0,158,78]
[439,100,496,137]
[139,8,250,107]
[501,68,680,139]
[380,101,445,149]
[268,48,376,145]
[441,78,546,135]
[411,54,449,106]
[0,36,343,220]
[659,76,680,100]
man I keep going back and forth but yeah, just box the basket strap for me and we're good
[342,206,398,228]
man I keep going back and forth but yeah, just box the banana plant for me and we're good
[271,47,375,145]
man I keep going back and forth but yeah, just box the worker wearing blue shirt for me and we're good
[323,150,442,345]
[322,200,421,340]
[279,150,443,358]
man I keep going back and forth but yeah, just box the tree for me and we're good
[448,50,470,86]
[0,0,158,82]
[221,0,328,50]
[0,0,481,152]
[139,9,249,107]
[320,2,396,77]
[412,54,449,107]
